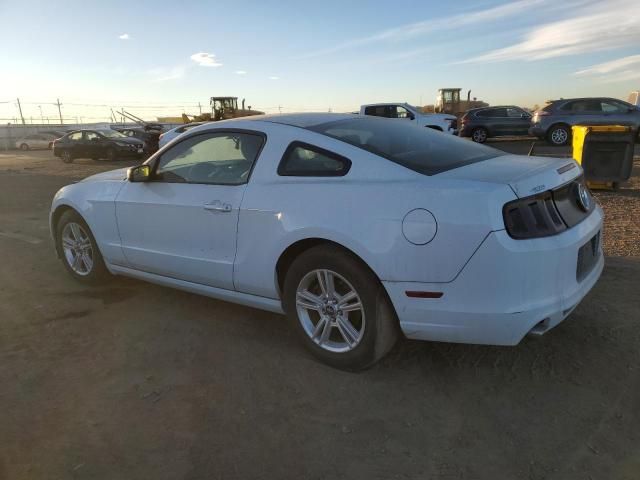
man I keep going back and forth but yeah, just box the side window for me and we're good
[154,131,264,185]
[564,100,602,113]
[492,108,508,117]
[507,107,526,117]
[68,132,83,141]
[395,106,411,119]
[476,109,492,117]
[364,106,388,117]
[278,142,351,177]
[85,132,100,141]
[601,100,627,113]
[560,101,575,112]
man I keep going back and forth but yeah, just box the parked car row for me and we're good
[460,97,640,145]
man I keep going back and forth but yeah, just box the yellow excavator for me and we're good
[181,96,264,123]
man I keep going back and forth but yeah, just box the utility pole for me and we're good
[56,98,63,124]
[38,105,43,123]
[16,98,25,125]
[198,102,202,115]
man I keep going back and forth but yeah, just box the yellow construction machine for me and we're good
[181,97,264,123]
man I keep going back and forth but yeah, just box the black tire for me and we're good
[105,148,116,161]
[471,127,488,143]
[547,124,570,146]
[20,143,29,151]
[55,210,109,285]
[282,244,399,371]
[61,150,73,163]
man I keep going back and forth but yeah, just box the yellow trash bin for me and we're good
[572,125,635,190]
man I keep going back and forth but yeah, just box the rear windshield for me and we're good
[308,117,503,175]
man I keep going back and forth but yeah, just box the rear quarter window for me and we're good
[309,117,503,176]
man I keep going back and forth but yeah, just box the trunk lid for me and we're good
[438,154,581,198]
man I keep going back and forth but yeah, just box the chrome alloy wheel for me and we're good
[472,129,487,143]
[61,222,94,276]
[295,269,365,353]
[551,127,568,145]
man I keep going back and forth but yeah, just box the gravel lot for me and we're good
[1,144,639,480]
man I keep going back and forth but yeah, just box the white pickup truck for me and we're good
[360,103,457,134]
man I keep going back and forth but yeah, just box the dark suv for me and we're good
[459,106,532,143]
[530,97,640,146]
[53,129,144,163]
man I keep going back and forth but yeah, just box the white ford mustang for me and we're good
[50,113,604,370]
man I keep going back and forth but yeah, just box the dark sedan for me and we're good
[459,106,532,143]
[112,126,163,154]
[53,129,144,163]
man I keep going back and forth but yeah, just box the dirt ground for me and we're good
[1,145,639,480]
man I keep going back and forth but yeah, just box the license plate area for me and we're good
[576,230,600,282]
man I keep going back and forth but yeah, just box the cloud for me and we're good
[269,76,280,80]
[149,66,185,82]
[573,54,640,84]
[461,0,640,63]
[190,52,223,67]
[574,54,640,76]
[296,0,545,59]
[235,70,247,75]
[118,33,130,40]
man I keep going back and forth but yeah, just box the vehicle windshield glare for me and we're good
[309,117,504,175]
[99,130,127,139]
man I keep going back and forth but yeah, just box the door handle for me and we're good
[203,200,232,212]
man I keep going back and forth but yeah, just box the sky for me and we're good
[0,0,639,122]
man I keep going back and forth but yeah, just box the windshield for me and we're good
[99,130,127,139]
[309,117,504,175]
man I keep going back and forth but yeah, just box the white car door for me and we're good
[115,130,265,290]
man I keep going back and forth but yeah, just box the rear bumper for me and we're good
[529,125,546,137]
[383,206,604,345]
[458,126,474,137]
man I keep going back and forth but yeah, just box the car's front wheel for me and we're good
[20,143,29,151]
[56,210,109,284]
[105,148,116,161]
[61,150,73,163]
[471,127,488,143]
[548,124,570,146]
[283,245,399,371]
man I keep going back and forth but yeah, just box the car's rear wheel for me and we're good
[471,127,488,143]
[548,124,570,146]
[56,210,109,284]
[283,245,399,371]
[20,143,29,151]
[61,150,73,163]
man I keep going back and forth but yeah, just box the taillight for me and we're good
[535,110,550,116]
[503,190,567,239]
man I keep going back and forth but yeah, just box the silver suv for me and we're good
[530,97,640,145]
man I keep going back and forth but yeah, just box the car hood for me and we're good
[438,154,581,197]
[80,167,129,183]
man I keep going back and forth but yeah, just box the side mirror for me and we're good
[127,164,151,182]
[408,112,415,120]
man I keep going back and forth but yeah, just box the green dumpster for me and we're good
[572,125,635,190]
